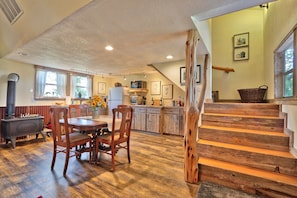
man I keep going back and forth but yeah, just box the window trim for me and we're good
[34,65,93,100]
[274,25,297,100]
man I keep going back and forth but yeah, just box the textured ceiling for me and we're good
[4,0,275,76]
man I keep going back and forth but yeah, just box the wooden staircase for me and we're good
[197,102,297,197]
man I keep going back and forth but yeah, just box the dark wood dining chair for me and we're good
[68,104,89,132]
[117,104,129,118]
[49,107,92,175]
[69,104,89,118]
[95,106,133,171]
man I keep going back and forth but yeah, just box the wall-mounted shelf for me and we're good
[129,88,148,93]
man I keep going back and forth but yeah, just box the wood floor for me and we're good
[0,131,199,198]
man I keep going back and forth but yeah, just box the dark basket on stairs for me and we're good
[238,85,268,103]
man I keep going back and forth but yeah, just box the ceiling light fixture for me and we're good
[105,45,113,51]
[166,55,173,59]
[259,3,268,9]
[17,52,28,56]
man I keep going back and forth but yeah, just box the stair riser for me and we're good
[202,114,284,132]
[199,128,289,151]
[198,165,297,198]
[198,143,297,177]
[204,103,280,117]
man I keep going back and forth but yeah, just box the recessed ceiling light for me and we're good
[17,52,28,56]
[105,45,113,51]
[166,55,173,59]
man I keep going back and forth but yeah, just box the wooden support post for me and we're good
[184,29,199,183]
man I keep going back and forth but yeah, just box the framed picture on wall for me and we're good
[98,82,106,94]
[151,81,161,95]
[233,32,249,48]
[162,84,173,99]
[233,47,249,61]
[180,65,201,85]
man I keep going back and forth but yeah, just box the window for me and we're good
[283,47,294,97]
[71,75,92,98]
[35,69,66,99]
[275,29,297,99]
[35,66,93,100]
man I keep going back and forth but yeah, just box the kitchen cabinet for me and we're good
[179,108,184,136]
[162,107,183,136]
[146,107,162,133]
[132,106,147,131]
[131,106,183,136]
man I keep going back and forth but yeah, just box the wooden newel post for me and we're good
[184,29,199,183]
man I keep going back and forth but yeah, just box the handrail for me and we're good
[212,65,235,73]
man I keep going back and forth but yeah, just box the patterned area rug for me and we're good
[197,182,262,198]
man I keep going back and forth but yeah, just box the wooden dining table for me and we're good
[59,115,121,162]
[64,117,108,133]
[61,115,121,132]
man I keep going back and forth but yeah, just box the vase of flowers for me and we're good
[88,95,107,119]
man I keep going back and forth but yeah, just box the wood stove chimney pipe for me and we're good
[5,73,20,119]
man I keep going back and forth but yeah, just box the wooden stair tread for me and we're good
[198,157,297,187]
[198,139,295,158]
[200,125,286,136]
[203,113,280,119]
[207,102,278,106]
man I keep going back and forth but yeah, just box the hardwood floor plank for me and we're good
[0,131,199,198]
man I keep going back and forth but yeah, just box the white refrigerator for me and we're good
[108,87,130,115]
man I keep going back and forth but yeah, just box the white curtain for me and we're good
[86,76,92,97]
[70,75,92,98]
[70,75,77,98]
[35,69,66,98]
[35,70,46,98]
[57,73,66,97]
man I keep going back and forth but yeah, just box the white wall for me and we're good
[0,59,53,106]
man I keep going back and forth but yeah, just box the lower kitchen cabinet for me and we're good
[162,107,180,135]
[132,106,183,136]
[146,107,162,133]
[132,106,146,131]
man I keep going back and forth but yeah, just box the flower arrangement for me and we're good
[88,95,107,110]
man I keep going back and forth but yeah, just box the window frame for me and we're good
[70,74,93,99]
[274,26,297,100]
[34,66,93,100]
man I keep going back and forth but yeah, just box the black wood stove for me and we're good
[1,73,45,148]
[1,116,45,148]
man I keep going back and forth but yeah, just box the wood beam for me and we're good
[184,29,199,183]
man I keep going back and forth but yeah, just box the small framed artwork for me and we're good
[233,32,249,48]
[180,65,201,85]
[233,47,249,61]
[195,65,201,83]
[151,81,161,95]
[180,67,186,85]
[98,82,106,94]
[162,84,173,99]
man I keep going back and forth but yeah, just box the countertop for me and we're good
[131,105,183,109]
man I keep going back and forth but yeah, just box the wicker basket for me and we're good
[238,85,268,103]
